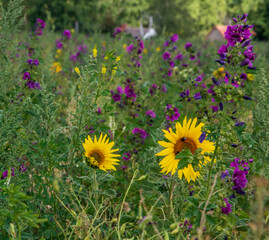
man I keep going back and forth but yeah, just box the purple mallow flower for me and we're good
[122,152,131,161]
[220,170,229,180]
[170,34,179,42]
[193,92,202,100]
[26,81,41,89]
[240,73,247,80]
[126,44,134,53]
[175,53,183,60]
[63,30,71,40]
[145,110,156,118]
[33,59,39,66]
[230,158,250,195]
[221,198,232,215]
[132,128,147,139]
[224,24,252,47]
[195,75,203,82]
[184,42,192,50]
[162,52,171,61]
[165,104,180,122]
[218,44,228,55]
[36,18,46,29]
[23,72,30,80]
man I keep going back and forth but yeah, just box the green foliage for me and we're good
[0,0,269,239]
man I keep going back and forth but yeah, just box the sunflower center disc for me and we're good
[91,153,102,163]
[174,137,197,155]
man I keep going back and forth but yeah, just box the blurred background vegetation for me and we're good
[1,0,269,39]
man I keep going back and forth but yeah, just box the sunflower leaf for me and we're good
[176,149,193,169]
[177,159,188,170]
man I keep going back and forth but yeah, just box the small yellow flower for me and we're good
[116,55,121,62]
[144,49,148,54]
[74,67,80,75]
[50,62,62,73]
[56,49,62,54]
[101,65,106,74]
[93,45,97,58]
[247,73,254,81]
[112,66,117,75]
[213,67,225,78]
[156,47,161,52]
[123,44,127,49]
[104,55,109,60]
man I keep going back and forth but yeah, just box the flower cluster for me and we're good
[230,158,251,195]
[216,14,255,69]
[164,104,180,122]
[111,84,137,103]
[22,58,41,89]
[35,18,46,36]
[126,38,144,68]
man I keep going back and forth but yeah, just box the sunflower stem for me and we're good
[93,168,98,209]
[168,180,174,218]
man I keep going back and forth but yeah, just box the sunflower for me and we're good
[83,134,120,171]
[156,117,215,183]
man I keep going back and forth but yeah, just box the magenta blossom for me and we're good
[221,198,232,215]
[165,105,180,122]
[170,34,179,42]
[126,44,134,53]
[145,110,156,118]
[184,42,192,50]
[36,18,46,29]
[175,53,183,60]
[122,152,131,161]
[132,128,147,139]
[35,28,43,36]
[23,72,30,80]
[162,52,171,61]
[63,30,71,40]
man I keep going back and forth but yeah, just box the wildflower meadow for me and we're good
[0,1,269,239]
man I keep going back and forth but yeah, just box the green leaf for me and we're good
[177,159,189,170]
[186,196,199,206]
[102,189,117,197]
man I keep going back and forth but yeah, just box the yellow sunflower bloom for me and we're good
[156,117,215,183]
[83,134,120,171]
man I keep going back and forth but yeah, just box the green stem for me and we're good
[18,221,21,240]
[93,168,98,209]
[206,135,220,198]
[168,180,174,218]
[117,169,138,240]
